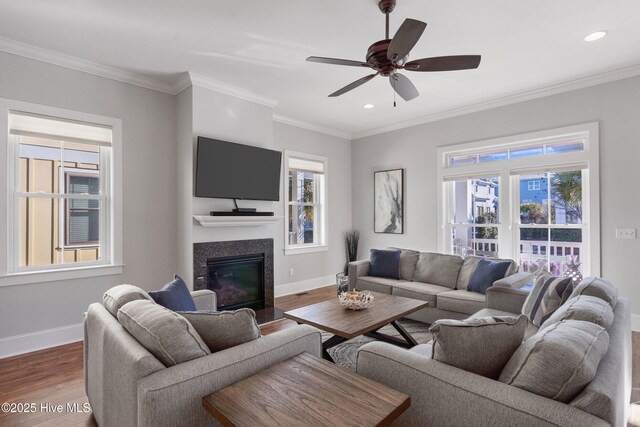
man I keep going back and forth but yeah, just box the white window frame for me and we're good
[527,180,540,191]
[437,122,600,276]
[283,150,328,256]
[0,98,123,287]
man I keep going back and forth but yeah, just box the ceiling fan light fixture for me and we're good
[363,103,375,109]
[584,31,608,42]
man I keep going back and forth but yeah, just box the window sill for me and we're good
[284,245,328,256]
[0,264,124,287]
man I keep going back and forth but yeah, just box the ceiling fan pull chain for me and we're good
[393,82,397,107]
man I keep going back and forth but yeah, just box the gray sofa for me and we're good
[84,289,322,427]
[349,248,531,324]
[356,285,632,427]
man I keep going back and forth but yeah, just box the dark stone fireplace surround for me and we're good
[193,239,275,309]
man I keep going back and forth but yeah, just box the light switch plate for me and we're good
[615,228,637,239]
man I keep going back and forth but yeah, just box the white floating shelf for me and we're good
[193,215,283,228]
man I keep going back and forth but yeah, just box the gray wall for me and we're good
[351,74,640,322]
[273,122,352,288]
[0,51,178,340]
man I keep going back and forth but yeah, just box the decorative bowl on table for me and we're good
[338,290,374,311]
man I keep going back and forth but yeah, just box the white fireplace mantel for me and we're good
[193,215,283,228]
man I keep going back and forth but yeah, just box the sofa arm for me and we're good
[190,290,216,311]
[348,260,370,290]
[485,286,529,313]
[136,324,321,427]
[494,271,534,289]
[356,342,607,427]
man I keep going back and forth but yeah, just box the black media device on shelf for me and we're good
[210,211,274,217]
[195,137,282,212]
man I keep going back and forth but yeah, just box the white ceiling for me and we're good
[1,0,640,138]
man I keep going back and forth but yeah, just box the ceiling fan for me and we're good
[306,0,481,103]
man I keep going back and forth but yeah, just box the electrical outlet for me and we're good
[615,228,637,239]
[289,268,294,277]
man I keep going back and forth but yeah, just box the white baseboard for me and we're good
[275,275,335,298]
[0,323,83,359]
[631,314,640,332]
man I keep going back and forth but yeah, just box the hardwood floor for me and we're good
[0,286,336,427]
[1,285,639,426]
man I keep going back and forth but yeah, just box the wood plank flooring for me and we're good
[1,284,639,426]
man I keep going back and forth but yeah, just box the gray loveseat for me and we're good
[349,248,531,324]
[84,289,322,427]
[356,285,631,427]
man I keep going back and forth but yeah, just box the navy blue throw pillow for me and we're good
[468,259,512,295]
[148,275,197,312]
[368,249,401,280]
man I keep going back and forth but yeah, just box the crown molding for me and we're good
[273,114,351,140]
[352,62,640,140]
[188,73,278,108]
[0,36,178,95]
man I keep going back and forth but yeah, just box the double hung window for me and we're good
[1,100,122,285]
[284,151,327,255]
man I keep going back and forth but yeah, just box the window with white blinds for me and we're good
[284,151,328,255]
[7,110,113,272]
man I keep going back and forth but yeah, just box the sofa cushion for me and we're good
[522,272,574,327]
[569,277,618,309]
[430,315,527,379]
[148,275,196,312]
[499,320,609,403]
[357,276,402,294]
[387,247,420,281]
[103,284,153,318]
[540,295,614,331]
[391,281,451,306]
[178,309,261,352]
[470,308,539,339]
[117,299,210,367]
[413,252,464,289]
[467,258,512,294]
[368,249,401,280]
[410,342,433,357]
[456,256,517,290]
[436,290,485,315]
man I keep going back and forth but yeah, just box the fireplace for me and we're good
[207,253,265,310]
[193,239,281,323]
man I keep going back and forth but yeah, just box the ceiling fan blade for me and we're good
[389,73,419,101]
[387,19,427,63]
[329,74,377,97]
[405,55,481,72]
[307,56,372,68]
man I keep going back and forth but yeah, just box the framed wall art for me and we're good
[374,168,404,234]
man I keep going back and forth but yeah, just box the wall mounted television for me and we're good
[195,137,282,201]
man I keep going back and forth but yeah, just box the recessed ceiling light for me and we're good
[363,104,374,109]
[584,31,608,42]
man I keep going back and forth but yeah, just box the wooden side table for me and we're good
[202,352,410,426]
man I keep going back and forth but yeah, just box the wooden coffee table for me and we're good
[202,352,410,427]
[284,291,428,362]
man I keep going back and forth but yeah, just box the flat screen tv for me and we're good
[195,137,282,201]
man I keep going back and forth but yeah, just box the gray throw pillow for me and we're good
[103,284,153,317]
[569,277,618,309]
[117,299,210,367]
[178,309,261,352]
[522,272,574,327]
[499,320,609,403]
[430,315,527,379]
[540,295,614,331]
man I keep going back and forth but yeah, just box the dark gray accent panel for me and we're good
[193,239,274,308]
